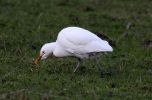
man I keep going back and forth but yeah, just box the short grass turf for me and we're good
[0,0,152,99]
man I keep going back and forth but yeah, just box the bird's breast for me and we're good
[53,45,72,57]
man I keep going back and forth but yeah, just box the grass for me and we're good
[0,0,152,99]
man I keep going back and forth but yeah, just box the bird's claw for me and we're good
[99,67,112,78]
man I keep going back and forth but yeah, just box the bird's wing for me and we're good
[57,27,100,45]
[56,27,113,54]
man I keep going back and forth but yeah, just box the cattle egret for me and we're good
[34,27,113,73]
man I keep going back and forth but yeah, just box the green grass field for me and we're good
[0,0,152,99]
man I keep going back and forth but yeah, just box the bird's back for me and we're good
[54,27,113,58]
[58,27,101,45]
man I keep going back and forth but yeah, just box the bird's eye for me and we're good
[42,51,45,54]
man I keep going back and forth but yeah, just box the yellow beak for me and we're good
[34,53,45,65]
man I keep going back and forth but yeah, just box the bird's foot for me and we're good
[73,58,81,73]
[73,68,77,73]
[99,67,112,78]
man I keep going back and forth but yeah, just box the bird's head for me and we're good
[34,43,56,64]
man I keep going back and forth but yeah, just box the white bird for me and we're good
[34,27,113,73]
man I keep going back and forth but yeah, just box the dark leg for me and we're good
[73,58,81,73]
[95,55,111,78]
[95,56,104,72]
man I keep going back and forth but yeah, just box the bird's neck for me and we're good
[49,42,56,49]
[45,42,56,53]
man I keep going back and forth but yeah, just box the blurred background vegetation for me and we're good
[0,0,152,99]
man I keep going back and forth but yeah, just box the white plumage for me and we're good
[35,27,113,72]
